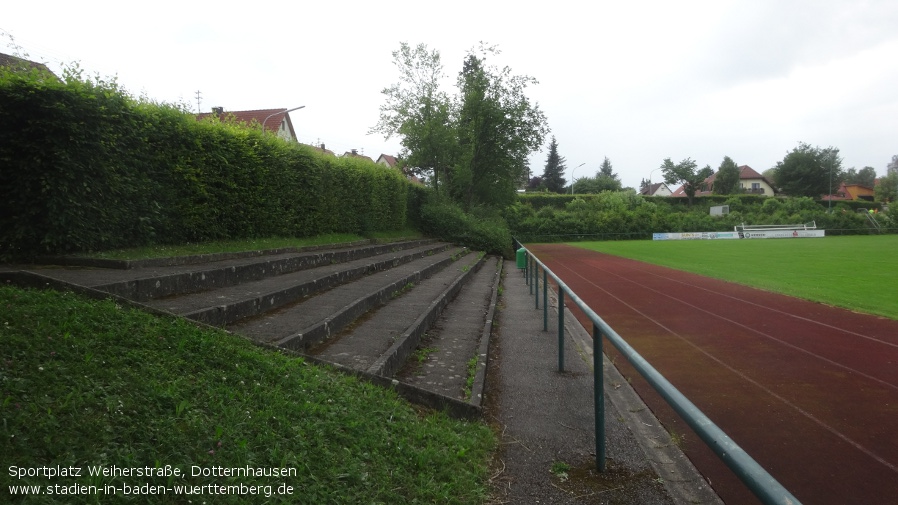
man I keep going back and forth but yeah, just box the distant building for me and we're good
[196,108,298,142]
[0,52,58,80]
[672,165,776,196]
[639,182,673,197]
[821,182,875,202]
[342,149,374,163]
[375,154,398,168]
[304,143,336,157]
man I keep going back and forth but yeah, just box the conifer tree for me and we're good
[541,136,567,193]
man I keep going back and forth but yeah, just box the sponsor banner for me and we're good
[653,230,824,241]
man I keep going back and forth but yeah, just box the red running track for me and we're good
[529,243,898,505]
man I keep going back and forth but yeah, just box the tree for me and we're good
[598,157,614,178]
[370,43,457,194]
[661,157,713,206]
[573,175,622,194]
[452,45,549,208]
[773,142,843,198]
[639,178,650,193]
[843,166,877,187]
[713,156,741,195]
[875,170,898,203]
[541,136,567,193]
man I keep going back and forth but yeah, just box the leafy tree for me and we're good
[713,156,741,195]
[875,170,898,203]
[370,43,457,194]
[573,175,621,194]
[773,142,843,198]
[452,45,549,208]
[661,157,713,206]
[843,166,877,187]
[541,136,567,193]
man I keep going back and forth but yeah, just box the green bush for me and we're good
[0,68,411,259]
[420,197,512,257]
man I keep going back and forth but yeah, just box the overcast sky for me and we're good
[4,1,897,189]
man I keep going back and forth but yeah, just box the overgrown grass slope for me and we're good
[0,286,494,504]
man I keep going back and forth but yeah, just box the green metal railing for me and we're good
[514,238,801,505]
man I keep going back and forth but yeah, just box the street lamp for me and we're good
[261,106,305,135]
[571,162,585,195]
[647,167,662,193]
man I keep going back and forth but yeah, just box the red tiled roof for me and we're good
[196,108,297,139]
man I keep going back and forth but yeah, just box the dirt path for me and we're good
[529,243,898,505]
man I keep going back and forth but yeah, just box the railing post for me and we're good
[535,263,539,309]
[594,323,605,472]
[558,289,565,372]
[543,270,548,331]
[527,256,532,293]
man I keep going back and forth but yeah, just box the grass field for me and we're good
[567,235,898,320]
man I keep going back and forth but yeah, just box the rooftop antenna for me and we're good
[195,90,202,114]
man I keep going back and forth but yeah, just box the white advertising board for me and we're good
[653,230,825,240]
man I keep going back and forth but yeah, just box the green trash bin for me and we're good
[516,247,527,269]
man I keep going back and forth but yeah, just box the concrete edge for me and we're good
[468,256,502,408]
[280,351,482,421]
[33,238,436,270]
[274,250,467,351]
[93,241,450,301]
[1,270,481,422]
[549,288,725,505]
[183,245,456,327]
[367,252,484,377]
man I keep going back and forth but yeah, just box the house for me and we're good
[821,182,875,202]
[196,108,298,142]
[672,165,776,197]
[375,154,398,168]
[304,143,336,157]
[639,182,673,197]
[375,153,424,185]
[342,149,374,163]
[0,52,58,80]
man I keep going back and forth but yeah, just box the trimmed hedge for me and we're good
[508,192,894,242]
[0,69,409,258]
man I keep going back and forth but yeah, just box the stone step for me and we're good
[25,239,441,301]
[308,252,484,375]
[141,243,456,326]
[228,247,470,348]
[396,256,501,402]
[95,240,445,301]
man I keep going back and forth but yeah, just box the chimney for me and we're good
[211,106,223,115]
[351,149,358,155]
[320,143,326,150]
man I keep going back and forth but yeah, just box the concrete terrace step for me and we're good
[397,256,501,401]
[95,240,444,301]
[228,246,470,348]
[308,252,484,376]
[140,243,454,326]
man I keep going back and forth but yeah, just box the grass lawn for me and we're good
[0,286,494,504]
[567,235,898,320]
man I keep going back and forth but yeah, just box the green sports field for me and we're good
[567,235,898,320]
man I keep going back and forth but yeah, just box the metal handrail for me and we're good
[514,238,801,505]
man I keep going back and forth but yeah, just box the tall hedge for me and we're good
[0,68,410,258]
